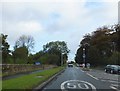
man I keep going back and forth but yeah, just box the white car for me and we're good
[68,63,73,67]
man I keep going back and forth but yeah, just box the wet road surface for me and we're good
[42,66,119,91]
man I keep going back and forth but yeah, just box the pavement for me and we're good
[34,66,120,91]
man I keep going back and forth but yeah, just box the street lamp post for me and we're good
[61,53,64,66]
[83,48,86,68]
[61,53,63,66]
[82,43,90,68]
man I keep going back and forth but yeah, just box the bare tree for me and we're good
[14,35,35,52]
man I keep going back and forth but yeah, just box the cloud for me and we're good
[1,0,118,59]
[2,20,43,44]
[17,21,43,33]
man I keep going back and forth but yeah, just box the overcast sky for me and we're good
[1,0,118,60]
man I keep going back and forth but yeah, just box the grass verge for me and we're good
[2,66,64,90]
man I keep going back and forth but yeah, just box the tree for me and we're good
[43,41,70,54]
[75,24,119,66]
[14,35,35,52]
[39,54,59,65]
[111,24,120,52]
[81,33,91,45]
[75,47,83,64]
[1,34,10,63]
[13,46,28,64]
[32,51,45,63]
[43,41,70,66]
[108,51,120,65]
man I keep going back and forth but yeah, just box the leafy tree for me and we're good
[28,53,34,64]
[39,54,59,65]
[81,33,91,45]
[43,41,70,66]
[43,41,70,54]
[75,24,119,66]
[107,51,120,65]
[32,51,45,63]
[111,24,120,52]
[1,34,10,63]
[75,47,83,64]
[13,46,28,64]
[88,46,101,66]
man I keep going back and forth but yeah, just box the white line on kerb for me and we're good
[87,73,99,80]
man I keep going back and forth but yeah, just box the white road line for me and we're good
[104,73,107,74]
[86,73,99,80]
[111,84,119,87]
[110,86,120,91]
[101,80,107,82]
[75,67,79,69]
[81,70,84,72]
[101,79,120,84]
[109,80,120,84]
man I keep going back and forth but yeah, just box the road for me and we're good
[41,66,119,91]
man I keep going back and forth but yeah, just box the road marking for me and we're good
[67,82,76,89]
[111,84,119,87]
[101,80,108,82]
[61,80,96,91]
[78,83,89,89]
[75,67,79,69]
[109,80,120,84]
[81,70,84,72]
[101,79,120,84]
[104,73,107,74]
[86,73,99,80]
[110,86,120,91]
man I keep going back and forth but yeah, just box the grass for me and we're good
[2,66,64,90]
